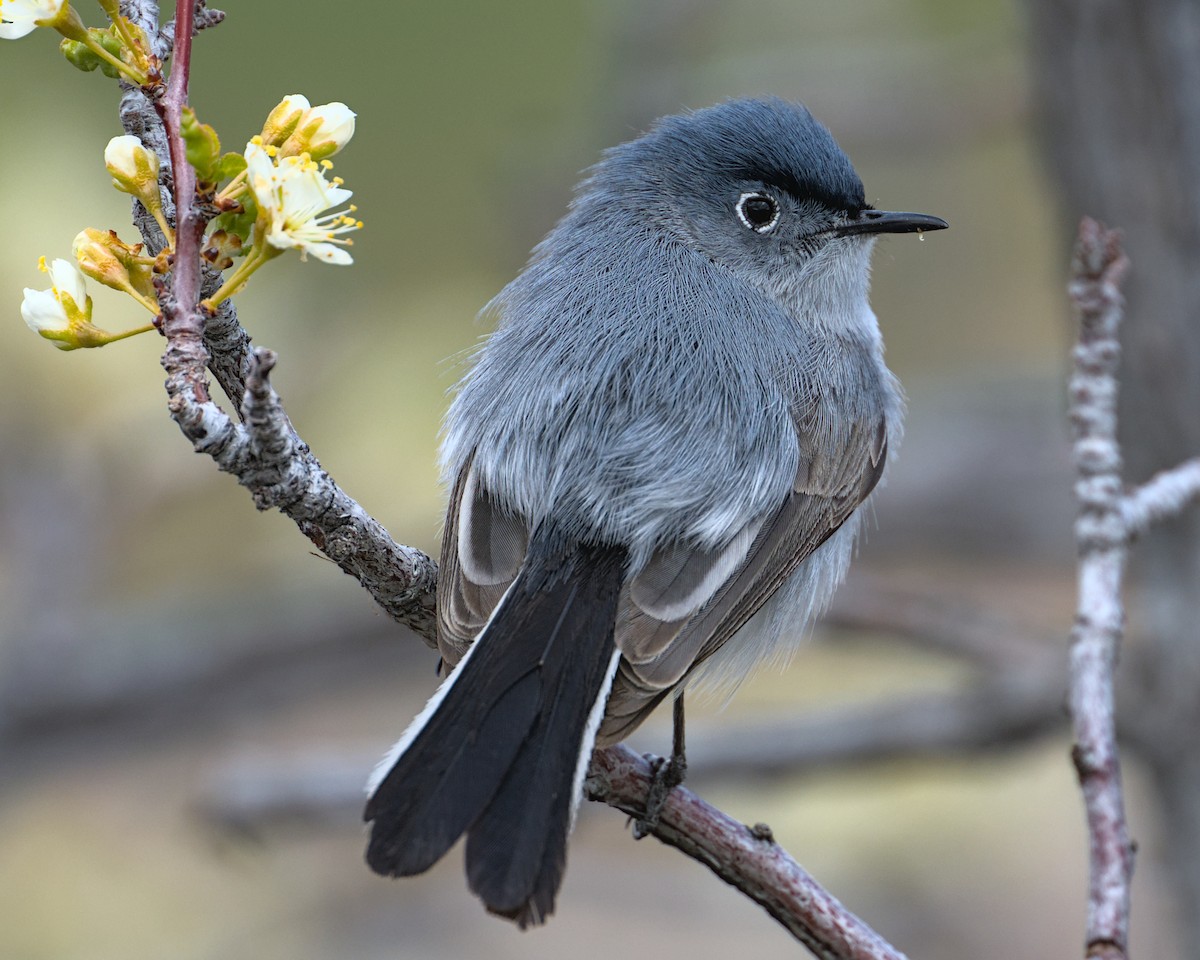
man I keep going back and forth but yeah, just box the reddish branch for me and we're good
[156,0,210,416]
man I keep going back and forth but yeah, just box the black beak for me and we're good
[830,209,949,238]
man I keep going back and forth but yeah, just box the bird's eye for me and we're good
[735,192,780,233]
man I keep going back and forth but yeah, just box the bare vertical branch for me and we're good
[1067,218,1134,960]
[1029,5,1200,946]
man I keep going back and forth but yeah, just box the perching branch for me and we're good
[586,745,909,960]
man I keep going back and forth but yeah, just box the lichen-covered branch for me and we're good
[1066,218,1135,960]
[1064,221,1200,960]
[240,349,439,637]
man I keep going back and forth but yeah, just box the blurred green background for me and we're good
[0,2,1177,958]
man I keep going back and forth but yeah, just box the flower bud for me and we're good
[280,102,356,161]
[60,36,101,71]
[105,135,160,203]
[21,257,94,350]
[259,94,310,148]
[73,228,128,286]
[72,228,157,306]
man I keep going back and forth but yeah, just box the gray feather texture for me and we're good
[440,98,904,710]
[367,96,944,924]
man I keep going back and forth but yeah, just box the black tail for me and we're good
[364,531,625,926]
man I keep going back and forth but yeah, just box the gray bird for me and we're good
[364,97,946,926]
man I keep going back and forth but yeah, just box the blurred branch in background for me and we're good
[1064,219,1200,960]
[1029,0,1200,948]
[189,586,1068,831]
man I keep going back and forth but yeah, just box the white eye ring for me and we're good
[735,192,780,233]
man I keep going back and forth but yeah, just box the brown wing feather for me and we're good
[440,417,887,745]
[437,455,529,667]
[600,415,887,743]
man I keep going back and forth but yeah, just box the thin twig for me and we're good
[1121,458,1200,536]
[1066,217,1135,960]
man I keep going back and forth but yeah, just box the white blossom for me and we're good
[21,257,91,349]
[260,94,311,146]
[245,140,361,265]
[262,95,356,160]
[104,135,160,197]
[0,0,66,40]
[283,102,356,160]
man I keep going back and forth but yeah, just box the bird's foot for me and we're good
[633,694,687,838]
[632,751,686,838]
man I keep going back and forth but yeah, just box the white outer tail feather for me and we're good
[568,647,623,829]
[364,580,519,799]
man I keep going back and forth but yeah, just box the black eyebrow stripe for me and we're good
[728,165,865,214]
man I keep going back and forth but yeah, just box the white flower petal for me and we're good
[244,141,273,183]
[21,286,69,333]
[305,243,354,265]
[279,94,311,112]
[306,103,356,149]
[324,184,353,208]
[245,141,361,264]
[47,257,87,307]
[0,0,65,38]
[105,135,143,168]
[105,135,158,188]
[0,20,38,38]
[281,162,333,210]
